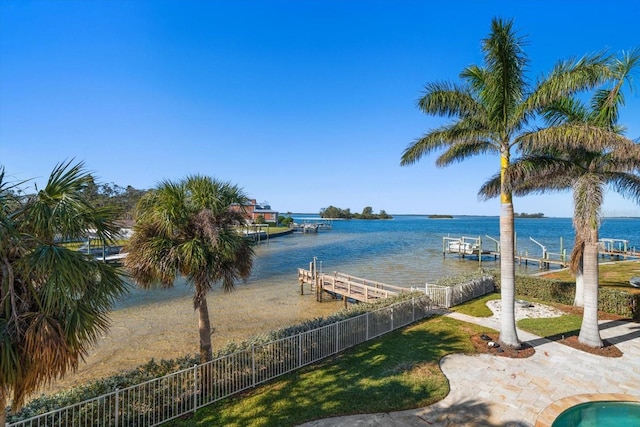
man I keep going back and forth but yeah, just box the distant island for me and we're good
[514,212,545,218]
[428,214,453,219]
[320,205,392,219]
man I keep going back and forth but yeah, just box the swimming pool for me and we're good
[551,401,640,426]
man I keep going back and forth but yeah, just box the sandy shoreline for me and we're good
[42,277,342,395]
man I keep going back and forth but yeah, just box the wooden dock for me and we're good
[599,238,639,260]
[291,219,333,233]
[443,234,638,269]
[297,261,409,306]
[443,235,569,269]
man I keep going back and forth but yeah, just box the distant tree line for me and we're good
[79,176,149,219]
[320,205,392,219]
[5,175,148,220]
[514,212,545,218]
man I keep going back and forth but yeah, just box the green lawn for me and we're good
[164,316,495,427]
[540,260,640,293]
[517,315,582,339]
[450,292,499,317]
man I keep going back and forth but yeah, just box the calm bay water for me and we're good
[247,215,640,288]
[57,214,639,389]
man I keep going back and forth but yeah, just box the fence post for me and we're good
[114,388,119,427]
[252,344,256,387]
[391,307,394,331]
[298,333,303,367]
[335,322,339,354]
[366,312,369,340]
[193,364,198,411]
[412,297,415,322]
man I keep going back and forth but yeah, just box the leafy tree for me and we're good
[77,176,148,220]
[320,206,351,219]
[279,215,294,226]
[401,18,606,347]
[0,161,127,423]
[360,206,374,219]
[480,50,640,347]
[125,176,254,362]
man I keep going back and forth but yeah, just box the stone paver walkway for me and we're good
[298,313,640,427]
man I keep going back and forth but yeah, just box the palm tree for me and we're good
[401,18,607,347]
[479,50,640,347]
[125,175,254,362]
[0,161,127,423]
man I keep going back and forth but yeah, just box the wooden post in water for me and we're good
[300,273,304,295]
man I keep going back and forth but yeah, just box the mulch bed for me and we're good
[545,304,625,357]
[470,302,627,358]
[470,332,535,358]
[546,334,623,357]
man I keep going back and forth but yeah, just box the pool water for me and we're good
[552,401,640,426]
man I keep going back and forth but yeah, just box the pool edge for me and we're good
[535,393,640,427]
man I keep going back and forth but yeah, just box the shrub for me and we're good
[493,271,639,320]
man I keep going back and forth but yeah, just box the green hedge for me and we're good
[492,271,639,320]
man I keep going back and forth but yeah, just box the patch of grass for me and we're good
[451,292,500,317]
[266,226,291,235]
[541,260,640,294]
[517,314,582,339]
[164,316,495,427]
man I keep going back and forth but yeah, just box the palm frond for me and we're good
[573,174,604,235]
[478,172,501,200]
[401,126,458,166]
[605,172,640,203]
[541,97,589,126]
[518,124,635,153]
[436,140,498,166]
[527,52,610,112]
[481,18,528,129]
[417,82,480,119]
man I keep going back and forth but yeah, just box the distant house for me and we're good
[231,199,279,224]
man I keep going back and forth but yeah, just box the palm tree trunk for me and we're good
[574,265,585,307]
[578,235,603,347]
[197,296,214,362]
[1,396,6,427]
[499,202,520,347]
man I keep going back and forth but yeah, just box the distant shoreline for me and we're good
[292,213,640,219]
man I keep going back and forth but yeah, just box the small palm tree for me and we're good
[125,175,254,362]
[480,50,640,347]
[0,161,127,423]
[401,18,607,347]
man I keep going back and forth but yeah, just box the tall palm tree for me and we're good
[479,50,640,347]
[0,161,127,423]
[125,175,254,362]
[401,18,607,347]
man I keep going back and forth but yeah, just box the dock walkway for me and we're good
[297,267,409,306]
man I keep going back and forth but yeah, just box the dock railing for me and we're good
[7,295,434,427]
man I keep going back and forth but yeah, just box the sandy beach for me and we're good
[42,277,342,395]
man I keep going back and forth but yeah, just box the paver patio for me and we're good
[299,312,640,427]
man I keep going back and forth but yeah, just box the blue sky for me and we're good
[1,0,639,217]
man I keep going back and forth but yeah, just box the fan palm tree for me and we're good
[0,161,127,423]
[125,175,254,362]
[479,50,640,347]
[401,18,607,347]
